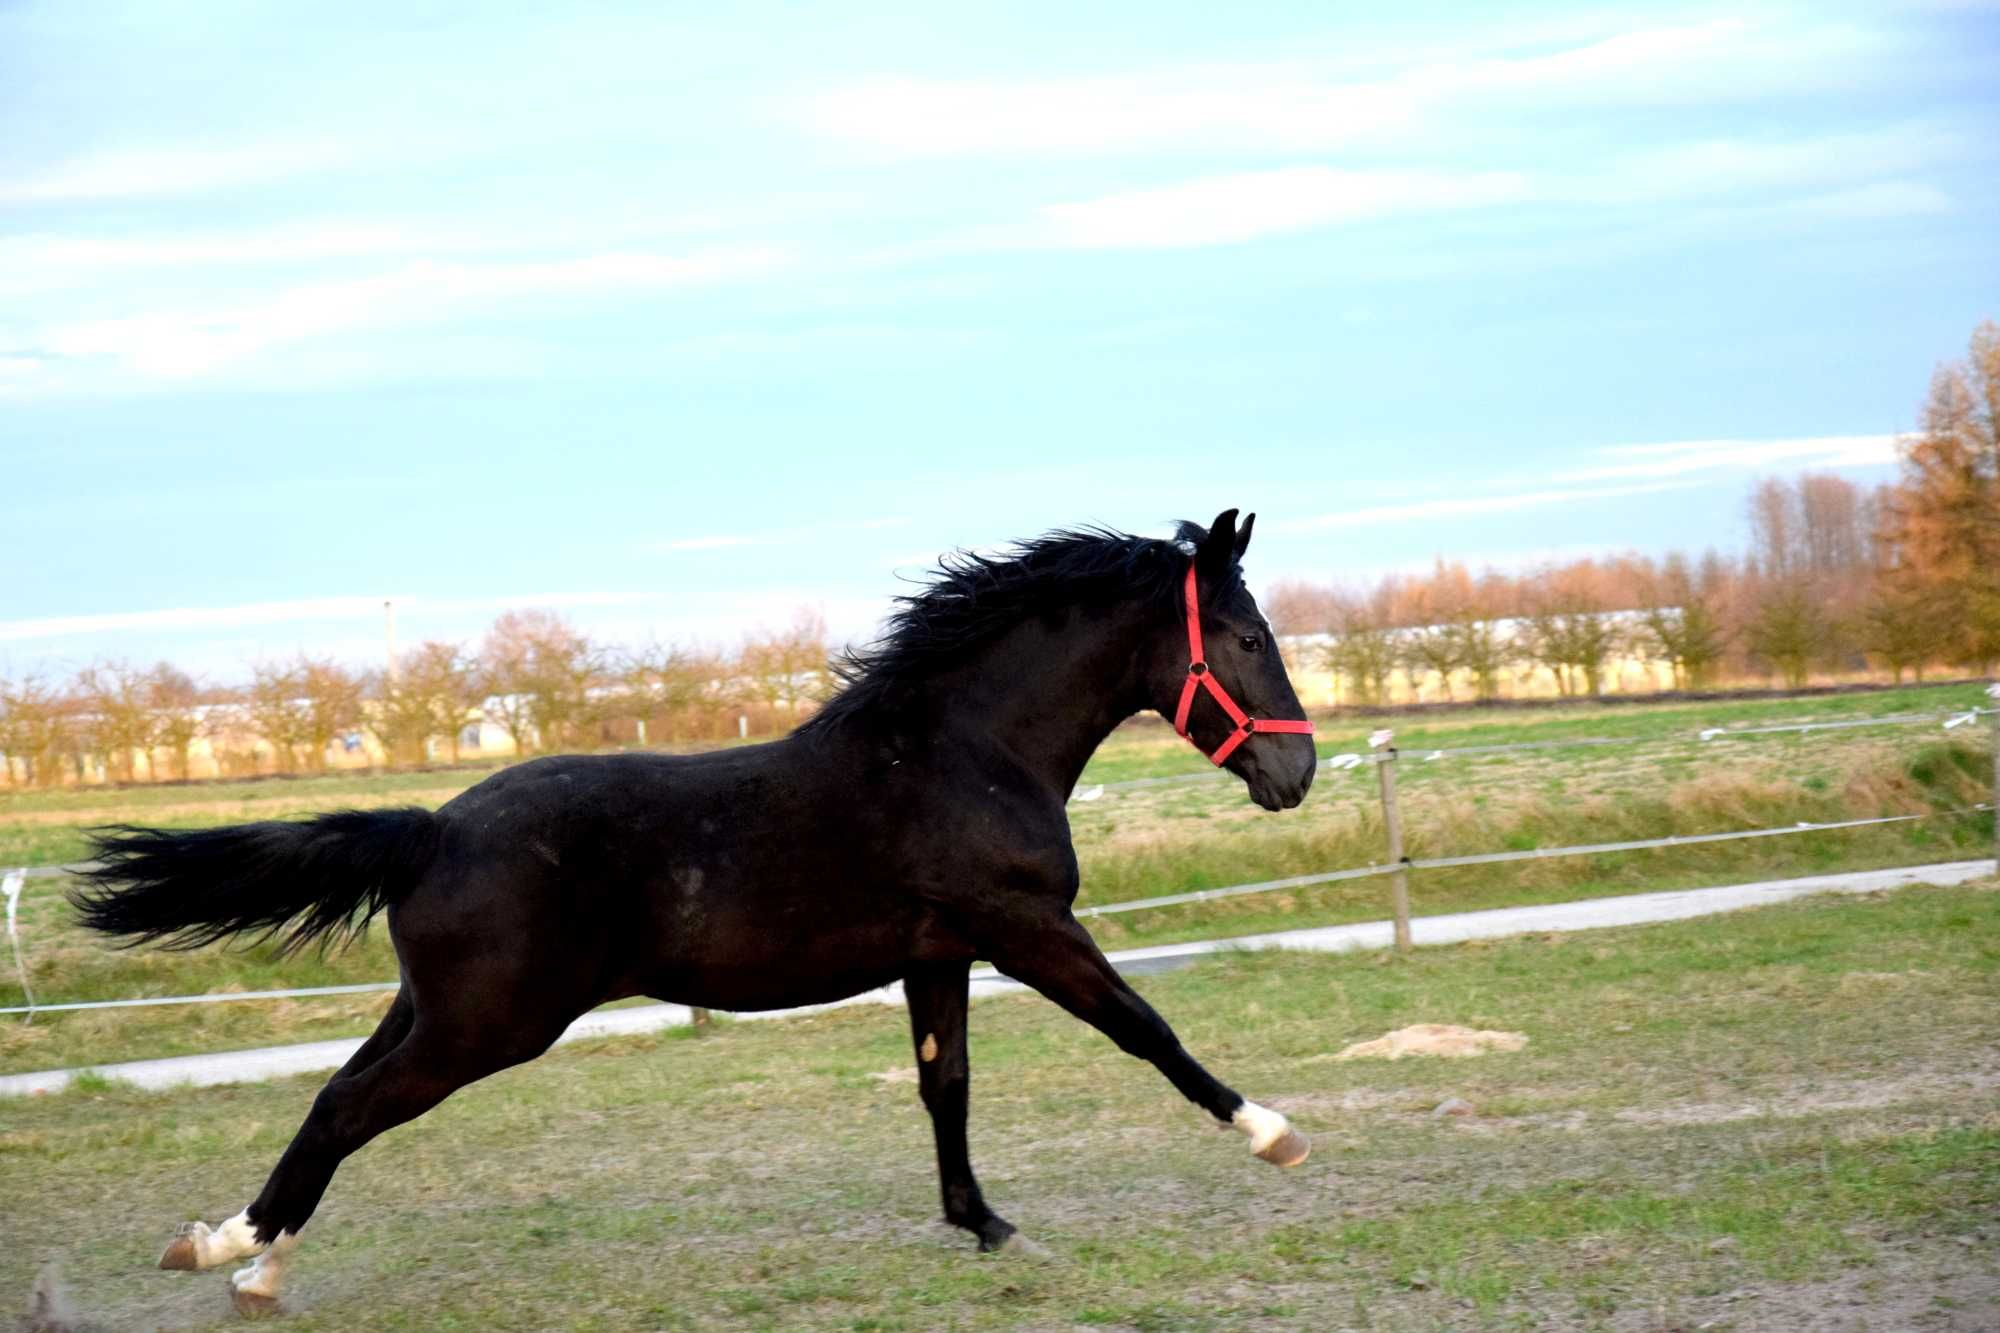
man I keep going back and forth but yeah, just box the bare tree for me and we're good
[366,642,481,766]
[0,675,71,787]
[244,658,363,773]
[148,662,206,780]
[739,611,830,712]
[75,660,157,782]
[1858,583,1938,683]
[1453,616,1510,701]
[481,611,599,755]
[246,662,307,772]
[1746,478,1799,582]
[1263,580,1341,637]
[1638,554,1730,688]
[1746,582,1830,688]
[1323,595,1399,706]
[368,669,437,767]
[297,659,365,770]
[1797,473,1871,577]
[620,641,722,743]
[1399,570,1465,701]
[411,642,483,762]
[1518,566,1621,696]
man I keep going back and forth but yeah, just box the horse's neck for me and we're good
[940,604,1151,796]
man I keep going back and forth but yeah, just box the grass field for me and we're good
[2,683,1992,1075]
[3,884,1994,1330]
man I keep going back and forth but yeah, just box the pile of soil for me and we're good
[1335,1023,1528,1060]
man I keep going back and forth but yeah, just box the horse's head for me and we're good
[1150,509,1316,812]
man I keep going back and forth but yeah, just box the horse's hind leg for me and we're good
[904,960,1020,1253]
[157,987,416,1282]
[161,989,571,1314]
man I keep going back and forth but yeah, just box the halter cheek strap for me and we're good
[1172,563,1316,765]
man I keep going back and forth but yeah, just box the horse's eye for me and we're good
[1238,634,1264,653]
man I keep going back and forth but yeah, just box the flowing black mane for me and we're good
[803,522,1228,733]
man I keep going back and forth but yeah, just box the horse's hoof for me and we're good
[231,1287,281,1319]
[159,1223,208,1271]
[1254,1126,1311,1167]
[995,1232,1054,1261]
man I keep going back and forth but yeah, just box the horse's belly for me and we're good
[635,901,923,1012]
[654,958,910,1013]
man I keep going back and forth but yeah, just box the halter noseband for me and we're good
[1172,562,1316,765]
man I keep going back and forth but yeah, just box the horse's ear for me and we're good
[1197,509,1240,575]
[1233,513,1256,560]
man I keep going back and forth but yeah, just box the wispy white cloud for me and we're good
[0,592,657,644]
[658,535,760,552]
[1593,126,1961,204]
[0,142,349,202]
[0,225,437,296]
[1790,181,1953,219]
[1560,434,1901,482]
[644,517,910,555]
[0,193,849,298]
[1028,167,1530,250]
[1266,436,1901,539]
[801,18,1858,159]
[1272,481,1699,533]
[30,247,788,381]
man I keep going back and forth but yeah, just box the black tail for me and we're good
[69,808,442,955]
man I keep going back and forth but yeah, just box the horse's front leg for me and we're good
[903,959,1024,1252]
[979,914,1309,1167]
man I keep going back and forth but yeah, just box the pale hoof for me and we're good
[1254,1126,1311,1167]
[996,1232,1054,1262]
[159,1222,209,1271]
[231,1287,282,1318]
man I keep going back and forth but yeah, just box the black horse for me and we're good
[73,509,1318,1313]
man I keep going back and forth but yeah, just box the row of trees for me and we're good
[6,321,1994,783]
[1271,321,1999,703]
[0,610,831,787]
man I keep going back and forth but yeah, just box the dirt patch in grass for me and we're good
[1611,1239,2000,1331]
[1334,1023,1530,1060]
[1609,1057,2000,1128]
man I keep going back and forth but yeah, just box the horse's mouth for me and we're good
[1247,776,1304,812]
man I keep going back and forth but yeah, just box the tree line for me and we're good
[1272,320,1999,703]
[4,320,1994,785]
[0,609,830,787]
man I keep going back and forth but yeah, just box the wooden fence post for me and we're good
[690,1006,712,1028]
[1371,729,1412,953]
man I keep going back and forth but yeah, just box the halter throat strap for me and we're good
[1171,563,1316,765]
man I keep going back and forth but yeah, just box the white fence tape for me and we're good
[0,981,398,1017]
[1069,704,1992,800]
[1074,804,1993,919]
[8,802,1988,1015]
[2,694,1993,1017]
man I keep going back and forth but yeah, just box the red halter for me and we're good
[1172,563,1316,765]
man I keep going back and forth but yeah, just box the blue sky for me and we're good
[3,1,1996,680]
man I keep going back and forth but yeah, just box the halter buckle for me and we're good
[1188,661,1208,677]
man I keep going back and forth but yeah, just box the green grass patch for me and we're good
[1,884,1994,1329]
